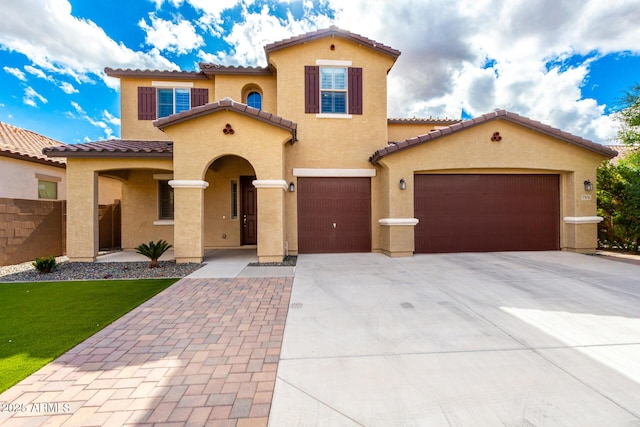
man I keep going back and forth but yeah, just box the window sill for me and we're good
[153,220,174,226]
[316,113,353,119]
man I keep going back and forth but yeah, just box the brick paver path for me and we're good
[0,277,292,426]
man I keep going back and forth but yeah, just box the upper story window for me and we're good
[247,91,262,110]
[305,65,362,116]
[138,85,209,120]
[158,88,190,118]
[320,68,347,113]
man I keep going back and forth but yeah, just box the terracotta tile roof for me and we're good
[370,109,618,163]
[199,63,273,75]
[264,26,401,60]
[104,67,208,80]
[154,98,298,142]
[0,121,66,167]
[388,117,462,125]
[44,140,173,158]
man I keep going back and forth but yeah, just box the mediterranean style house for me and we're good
[44,26,617,263]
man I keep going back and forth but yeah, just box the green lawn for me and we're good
[0,278,177,393]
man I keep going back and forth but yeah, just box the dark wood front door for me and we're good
[297,177,371,253]
[414,174,560,253]
[241,176,257,245]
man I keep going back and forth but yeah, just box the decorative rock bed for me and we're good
[0,257,204,282]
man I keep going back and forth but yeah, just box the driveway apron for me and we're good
[0,276,292,426]
[271,251,640,426]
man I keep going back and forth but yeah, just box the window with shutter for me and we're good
[138,87,156,120]
[305,66,363,115]
[305,66,320,113]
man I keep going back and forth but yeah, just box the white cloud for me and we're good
[70,101,116,139]
[139,13,204,54]
[58,81,78,94]
[3,66,26,81]
[23,87,47,107]
[24,65,53,81]
[198,3,331,66]
[102,110,121,126]
[0,0,178,89]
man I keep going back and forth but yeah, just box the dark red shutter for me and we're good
[191,88,208,108]
[305,66,319,113]
[348,67,363,115]
[138,87,156,120]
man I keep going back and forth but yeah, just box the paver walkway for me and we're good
[0,277,292,427]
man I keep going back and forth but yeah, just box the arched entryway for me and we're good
[203,155,258,248]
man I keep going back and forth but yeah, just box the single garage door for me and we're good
[298,177,371,253]
[415,174,560,253]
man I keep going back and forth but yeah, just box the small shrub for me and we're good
[135,240,173,268]
[32,256,57,274]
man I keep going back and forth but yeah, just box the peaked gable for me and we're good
[154,98,297,142]
[370,109,618,163]
[264,26,401,62]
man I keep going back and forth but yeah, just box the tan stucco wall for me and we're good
[66,157,172,261]
[213,75,277,114]
[98,176,122,205]
[203,156,255,248]
[376,119,608,255]
[119,77,215,141]
[269,37,396,254]
[0,157,66,200]
[120,170,174,250]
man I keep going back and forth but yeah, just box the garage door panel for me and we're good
[415,174,559,253]
[298,177,371,253]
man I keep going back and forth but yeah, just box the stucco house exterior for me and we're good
[43,27,617,263]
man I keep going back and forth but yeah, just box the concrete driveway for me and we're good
[270,251,640,426]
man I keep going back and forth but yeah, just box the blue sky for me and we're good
[1,0,639,145]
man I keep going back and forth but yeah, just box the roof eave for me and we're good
[0,150,66,168]
[44,151,173,159]
[104,67,208,80]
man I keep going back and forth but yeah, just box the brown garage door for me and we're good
[298,177,371,253]
[415,174,560,253]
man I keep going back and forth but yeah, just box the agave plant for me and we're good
[135,240,172,268]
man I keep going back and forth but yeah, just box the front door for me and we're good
[240,176,257,245]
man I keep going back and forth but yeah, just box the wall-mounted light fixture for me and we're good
[583,180,593,191]
[399,178,407,190]
[289,182,296,192]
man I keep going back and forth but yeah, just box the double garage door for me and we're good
[415,174,560,253]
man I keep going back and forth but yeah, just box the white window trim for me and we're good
[316,113,353,119]
[152,81,194,88]
[316,59,352,66]
[293,168,376,177]
[153,220,174,226]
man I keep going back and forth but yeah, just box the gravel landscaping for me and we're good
[0,256,204,282]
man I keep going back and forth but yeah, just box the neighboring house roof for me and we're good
[606,144,639,165]
[370,109,618,163]
[44,140,173,158]
[154,98,298,142]
[104,68,208,80]
[198,63,273,76]
[0,121,66,167]
[264,26,401,61]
